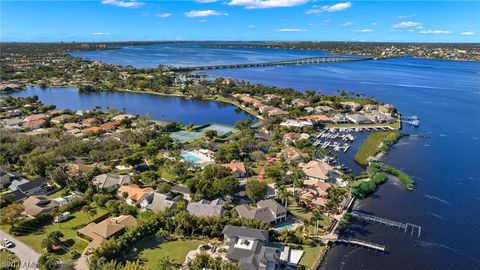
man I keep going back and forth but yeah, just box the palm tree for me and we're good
[310,210,325,234]
[276,185,289,207]
[82,205,97,221]
[38,253,59,270]
[158,257,176,270]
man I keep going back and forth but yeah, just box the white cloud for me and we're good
[419,30,451,35]
[339,21,354,27]
[101,0,143,8]
[228,0,309,9]
[460,31,476,36]
[306,2,351,14]
[199,19,209,23]
[392,21,423,29]
[248,25,256,29]
[196,0,217,3]
[353,29,374,33]
[184,10,228,17]
[275,28,307,32]
[372,22,377,26]
[92,32,111,36]
[156,13,171,18]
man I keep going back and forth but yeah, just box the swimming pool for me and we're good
[274,223,295,230]
[181,152,201,163]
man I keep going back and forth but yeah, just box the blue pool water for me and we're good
[274,223,295,230]
[181,153,202,164]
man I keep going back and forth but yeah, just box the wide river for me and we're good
[19,43,480,269]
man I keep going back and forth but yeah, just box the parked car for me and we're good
[1,238,14,248]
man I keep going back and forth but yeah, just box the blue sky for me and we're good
[1,0,479,42]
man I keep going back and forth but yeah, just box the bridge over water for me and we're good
[172,55,374,71]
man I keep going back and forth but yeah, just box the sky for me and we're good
[1,0,479,42]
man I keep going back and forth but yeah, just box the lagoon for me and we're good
[5,87,253,125]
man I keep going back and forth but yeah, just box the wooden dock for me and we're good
[351,211,422,238]
[336,238,386,252]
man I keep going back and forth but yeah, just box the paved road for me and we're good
[0,229,41,270]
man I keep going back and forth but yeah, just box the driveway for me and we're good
[0,229,41,270]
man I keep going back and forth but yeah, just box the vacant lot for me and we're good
[1,206,107,262]
[134,236,204,268]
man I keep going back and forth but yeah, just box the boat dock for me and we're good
[336,238,386,252]
[351,211,422,238]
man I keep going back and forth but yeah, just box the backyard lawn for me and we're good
[0,250,20,270]
[287,199,331,232]
[133,236,204,268]
[299,245,326,270]
[1,206,107,262]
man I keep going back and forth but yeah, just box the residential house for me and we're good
[93,173,131,190]
[291,98,308,107]
[300,179,332,210]
[235,199,287,224]
[267,108,289,118]
[117,184,154,205]
[24,119,48,130]
[81,126,102,136]
[24,114,46,122]
[282,132,309,146]
[299,160,335,182]
[8,179,29,191]
[222,225,280,270]
[221,160,247,179]
[296,114,331,124]
[346,114,372,124]
[16,178,48,196]
[82,117,98,126]
[77,215,137,250]
[187,199,224,217]
[63,122,82,130]
[22,196,58,217]
[66,162,107,177]
[99,121,120,132]
[0,169,12,189]
[50,114,73,124]
[280,146,305,163]
[140,192,181,212]
[112,114,136,122]
[279,119,312,128]
[314,105,334,114]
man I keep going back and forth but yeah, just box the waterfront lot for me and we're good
[299,245,326,269]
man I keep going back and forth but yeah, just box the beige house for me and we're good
[299,160,335,182]
[221,160,247,179]
[77,215,137,250]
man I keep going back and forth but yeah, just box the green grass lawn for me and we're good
[287,199,331,233]
[1,206,107,262]
[47,190,64,199]
[354,131,402,166]
[0,250,20,270]
[133,236,204,268]
[299,245,326,270]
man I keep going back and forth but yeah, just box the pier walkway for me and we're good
[351,211,422,238]
[336,238,386,252]
[172,55,373,71]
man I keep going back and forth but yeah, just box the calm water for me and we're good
[33,44,480,269]
[70,43,328,68]
[5,87,253,125]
